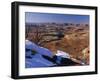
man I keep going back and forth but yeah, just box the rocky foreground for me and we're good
[25,40,84,68]
[43,26,89,65]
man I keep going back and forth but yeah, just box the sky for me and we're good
[25,12,89,24]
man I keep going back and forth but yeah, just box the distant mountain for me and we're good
[25,22,89,28]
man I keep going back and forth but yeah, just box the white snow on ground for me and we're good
[25,40,52,57]
[25,40,56,68]
[55,50,70,59]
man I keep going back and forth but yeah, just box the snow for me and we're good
[25,40,52,57]
[55,50,70,59]
[25,53,56,68]
[25,40,74,68]
[25,40,56,68]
